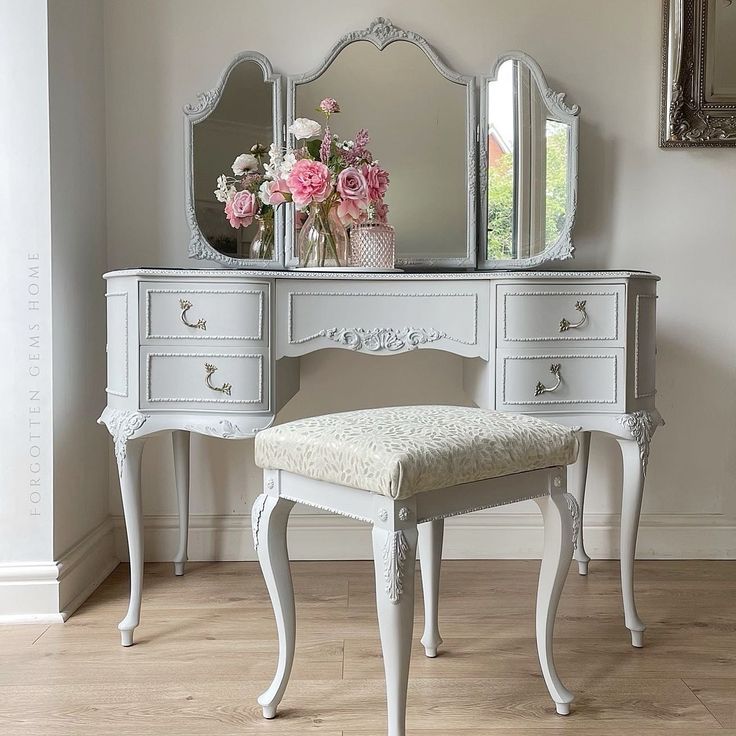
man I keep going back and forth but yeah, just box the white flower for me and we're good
[258,180,271,206]
[278,151,298,178]
[214,174,235,203]
[231,153,258,176]
[288,117,321,140]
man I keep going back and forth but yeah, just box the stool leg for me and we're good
[534,492,575,715]
[418,519,444,657]
[372,523,418,736]
[254,494,296,720]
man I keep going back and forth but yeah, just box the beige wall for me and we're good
[104,0,736,559]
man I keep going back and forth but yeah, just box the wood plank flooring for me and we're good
[1,560,735,735]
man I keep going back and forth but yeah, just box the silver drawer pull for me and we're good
[535,363,562,397]
[180,299,207,330]
[204,363,232,396]
[559,300,587,332]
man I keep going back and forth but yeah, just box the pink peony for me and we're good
[225,190,257,229]
[362,163,389,202]
[319,97,340,115]
[286,159,332,207]
[259,178,291,206]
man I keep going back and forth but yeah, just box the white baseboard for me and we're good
[0,519,118,623]
[113,510,736,562]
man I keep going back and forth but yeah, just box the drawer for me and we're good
[497,285,624,346]
[276,280,489,358]
[140,281,269,345]
[140,348,269,412]
[496,349,624,413]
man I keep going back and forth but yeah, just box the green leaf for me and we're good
[306,139,322,160]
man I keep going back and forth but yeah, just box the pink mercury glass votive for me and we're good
[349,222,396,269]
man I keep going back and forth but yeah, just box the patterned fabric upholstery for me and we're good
[255,406,579,500]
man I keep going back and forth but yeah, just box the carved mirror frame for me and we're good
[184,51,285,268]
[661,0,736,147]
[284,17,478,269]
[478,51,580,270]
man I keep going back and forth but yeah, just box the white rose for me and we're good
[231,153,258,176]
[288,117,322,140]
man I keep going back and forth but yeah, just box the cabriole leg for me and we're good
[372,522,419,736]
[568,431,591,575]
[118,437,146,647]
[617,437,646,647]
[172,430,190,576]
[418,519,444,657]
[534,489,575,715]
[254,493,296,719]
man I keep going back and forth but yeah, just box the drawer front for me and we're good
[276,280,489,358]
[140,281,269,345]
[497,349,624,413]
[497,285,624,346]
[141,348,269,412]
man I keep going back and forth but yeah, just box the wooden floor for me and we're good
[2,560,736,735]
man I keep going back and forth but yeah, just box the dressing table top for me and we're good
[105,268,660,281]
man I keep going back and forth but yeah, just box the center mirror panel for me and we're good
[287,21,477,268]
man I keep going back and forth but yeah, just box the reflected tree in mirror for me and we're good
[480,52,579,269]
[184,52,283,267]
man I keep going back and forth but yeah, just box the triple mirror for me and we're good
[185,18,579,270]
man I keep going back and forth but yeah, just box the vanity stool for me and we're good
[252,405,581,735]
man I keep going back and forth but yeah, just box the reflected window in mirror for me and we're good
[485,59,570,262]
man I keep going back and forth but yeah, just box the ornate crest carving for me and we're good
[251,493,269,551]
[184,419,249,439]
[563,493,581,550]
[97,408,148,473]
[325,326,444,352]
[383,530,409,604]
[618,410,664,476]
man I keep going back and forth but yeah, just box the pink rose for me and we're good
[362,163,389,202]
[224,190,257,229]
[259,178,291,206]
[336,167,369,225]
[319,97,340,115]
[286,159,332,207]
[337,167,368,202]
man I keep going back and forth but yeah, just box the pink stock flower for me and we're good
[373,200,389,223]
[319,98,340,115]
[224,190,257,229]
[362,163,389,202]
[260,178,291,206]
[286,159,333,207]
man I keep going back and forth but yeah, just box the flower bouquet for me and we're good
[216,98,390,268]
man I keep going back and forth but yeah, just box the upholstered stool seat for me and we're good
[252,406,580,735]
[255,405,579,499]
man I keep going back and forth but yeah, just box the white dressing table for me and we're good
[100,267,662,647]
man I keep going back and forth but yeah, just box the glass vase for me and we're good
[249,214,274,260]
[297,204,349,268]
